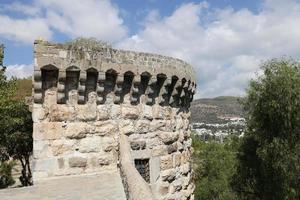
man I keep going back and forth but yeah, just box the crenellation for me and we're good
[32,39,196,200]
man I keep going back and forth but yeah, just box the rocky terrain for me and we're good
[190,96,244,123]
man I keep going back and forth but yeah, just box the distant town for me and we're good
[190,96,245,142]
[191,117,245,142]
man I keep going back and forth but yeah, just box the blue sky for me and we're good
[1,0,300,97]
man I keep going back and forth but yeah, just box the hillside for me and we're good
[190,96,244,123]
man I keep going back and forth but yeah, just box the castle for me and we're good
[32,38,196,200]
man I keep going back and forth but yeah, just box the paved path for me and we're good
[0,172,127,200]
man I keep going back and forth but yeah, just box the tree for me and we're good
[0,44,33,187]
[0,44,16,188]
[193,135,239,200]
[0,44,3,67]
[232,58,300,199]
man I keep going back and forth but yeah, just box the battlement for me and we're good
[32,39,195,200]
[33,39,196,107]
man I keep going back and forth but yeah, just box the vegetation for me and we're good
[0,161,15,188]
[0,44,4,67]
[15,78,32,100]
[65,37,111,50]
[64,37,111,60]
[193,58,300,199]
[232,58,300,199]
[0,44,33,188]
[193,135,239,200]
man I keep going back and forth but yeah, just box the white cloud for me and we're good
[5,64,33,79]
[0,15,52,43]
[39,0,127,42]
[0,0,127,44]
[118,0,300,97]
[3,0,300,97]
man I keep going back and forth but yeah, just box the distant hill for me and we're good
[190,96,245,123]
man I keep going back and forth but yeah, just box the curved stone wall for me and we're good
[32,39,196,200]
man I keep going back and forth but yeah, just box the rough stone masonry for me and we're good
[32,38,196,200]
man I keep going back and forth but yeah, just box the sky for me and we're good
[1,0,300,98]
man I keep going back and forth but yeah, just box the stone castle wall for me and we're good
[32,39,196,200]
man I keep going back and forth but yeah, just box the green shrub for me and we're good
[0,161,15,188]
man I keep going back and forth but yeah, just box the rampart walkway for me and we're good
[0,172,126,200]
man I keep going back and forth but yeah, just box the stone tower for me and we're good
[32,39,196,200]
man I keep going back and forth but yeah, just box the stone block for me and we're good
[67,90,78,105]
[180,163,191,175]
[159,132,179,145]
[32,104,46,122]
[167,143,178,154]
[143,105,153,120]
[130,141,146,150]
[59,50,67,58]
[178,131,185,143]
[183,138,192,149]
[170,108,179,119]
[121,104,139,119]
[33,158,56,172]
[102,137,118,152]
[69,156,87,168]
[166,193,181,200]
[186,184,195,197]
[135,120,150,134]
[161,169,176,182]
[33,122,63,140]
[159,183,169,196]
[152,146,168,156]
[183,119,190,130]
[34,140,49,151]
[98,156,111,166]
[147,137,161,149]
[181,150,191,164]
[177,142,184,152]
[79,136,102,153]
[64,123,89,139]
[164,120,173,132]
[110,104,121,119]
[185,129,191,138]
[182,175,191,189]
[76,104,97,121]
[172,179,182,192]
[119,120,134,135]
[164,107,172,120]
[49,104,75,122]
[94,120,118,136]
[97,105,110,120]
[152,105,164,119]
[89,156,98,167]
[44,90,57,106]
[175,117,184,130]
[160,155,173,170]
[173,153,181,167]
[51,139,74,156]
[149,120,166,132]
